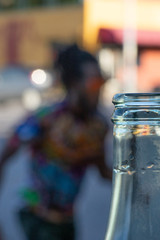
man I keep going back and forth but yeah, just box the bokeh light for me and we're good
[31,69,47,86]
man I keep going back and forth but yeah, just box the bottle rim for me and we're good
[112,93,160,123]
[113,93,160,105]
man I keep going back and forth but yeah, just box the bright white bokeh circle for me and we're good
[31,69,47,85]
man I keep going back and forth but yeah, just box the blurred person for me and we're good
[0,44,112,240]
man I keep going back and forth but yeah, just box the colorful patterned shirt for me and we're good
[9,100,108,215]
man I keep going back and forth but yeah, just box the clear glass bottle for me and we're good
[105,93,160,240]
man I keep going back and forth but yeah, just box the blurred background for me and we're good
[0,0,160,239]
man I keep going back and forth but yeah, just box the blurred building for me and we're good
[83,0,160,92]
[0,0,160,92]
[0,0,83,68]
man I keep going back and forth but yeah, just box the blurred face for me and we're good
[73,62,105,115]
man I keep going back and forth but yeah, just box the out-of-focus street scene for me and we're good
[0,0,160,240]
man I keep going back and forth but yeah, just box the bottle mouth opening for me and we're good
[113,93,160,105]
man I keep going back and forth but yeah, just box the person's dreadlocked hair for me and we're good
[54,44,98,89]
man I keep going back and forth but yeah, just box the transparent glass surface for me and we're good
[105,93,160,240]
